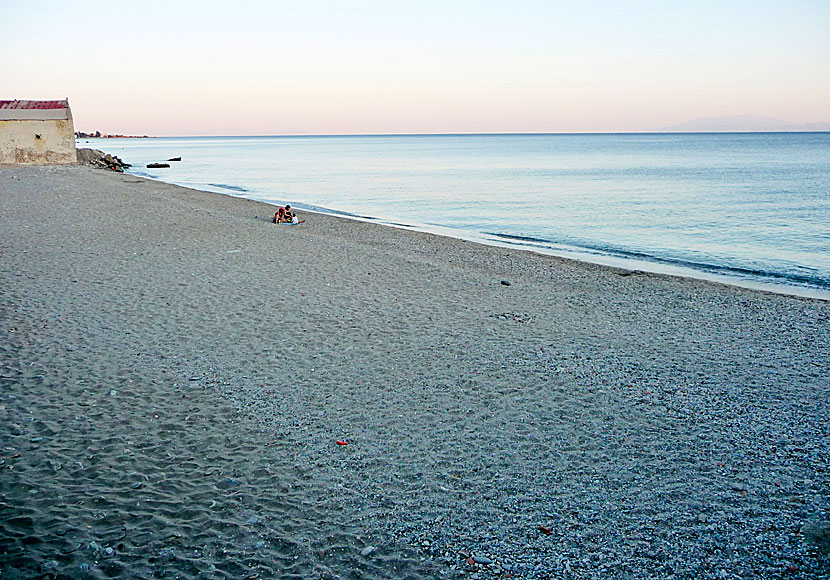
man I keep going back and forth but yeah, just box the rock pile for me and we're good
[76,148,131,172]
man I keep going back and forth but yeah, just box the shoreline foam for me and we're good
[1,165,828,579]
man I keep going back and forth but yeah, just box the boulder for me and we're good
[147,163,171,169]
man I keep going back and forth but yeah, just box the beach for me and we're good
[1,164,828,578]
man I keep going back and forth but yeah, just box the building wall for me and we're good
[0,119,77,164]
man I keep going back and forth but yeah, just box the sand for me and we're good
[1,164,828,579]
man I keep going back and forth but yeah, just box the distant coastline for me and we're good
[661,115,830,133]
[76,129,830,139]
[75,131,152,139]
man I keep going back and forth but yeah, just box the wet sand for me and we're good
[1,165,828,579]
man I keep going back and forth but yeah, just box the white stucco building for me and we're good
[0,99,77,164]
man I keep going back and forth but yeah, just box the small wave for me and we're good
[677,260,830,289]
[208,183,247,192]
[485,231,830,290]
[485,232,554,245]
[303,205,363,218]
[602,247,830,289]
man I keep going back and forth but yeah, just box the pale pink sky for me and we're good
[2,1,828,135]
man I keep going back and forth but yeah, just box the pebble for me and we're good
[802,521,830,553]
[473,555,494,565]
[361,546,377,557]
[500,280,511,286]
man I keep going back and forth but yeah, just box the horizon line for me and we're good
[77,129,830,139]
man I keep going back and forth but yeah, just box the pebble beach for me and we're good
[1,164,828,579]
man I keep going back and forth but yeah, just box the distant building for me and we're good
[0,99,77,164]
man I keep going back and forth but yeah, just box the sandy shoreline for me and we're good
[1,165,828,579]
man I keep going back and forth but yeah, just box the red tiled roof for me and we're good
[0,100,69,110]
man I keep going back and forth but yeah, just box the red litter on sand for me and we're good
[336,440,348,446]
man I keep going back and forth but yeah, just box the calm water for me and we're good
[86,133,830,297]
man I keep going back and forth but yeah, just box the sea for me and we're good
[82,133,830,299]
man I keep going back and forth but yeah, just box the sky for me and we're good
[2,0,829,135]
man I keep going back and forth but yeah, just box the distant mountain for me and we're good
[662,115,830,132]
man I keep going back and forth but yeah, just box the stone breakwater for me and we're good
[0,165,828,579]
[76,148,130,172]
